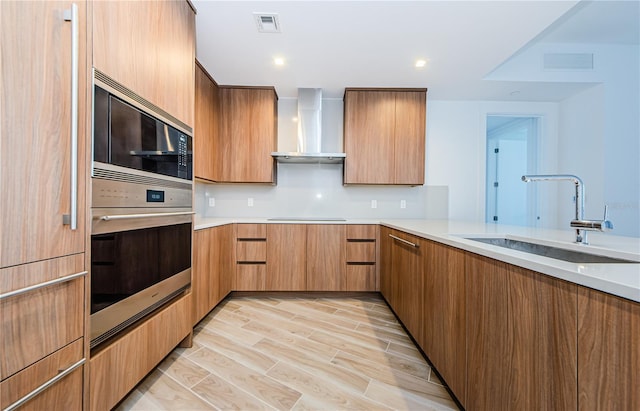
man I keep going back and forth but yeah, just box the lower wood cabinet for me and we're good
[306,225,346,291]
[0,339,84,411]
[423,241,466,407]
[267,224,307,290]
[235,224,267,291]
[89,293,192,411]
[578,286,640,410]
[345,225,377,291]
[192,225,234,326]
[465,253,578,410]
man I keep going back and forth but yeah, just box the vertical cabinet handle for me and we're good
[63,4,78,230]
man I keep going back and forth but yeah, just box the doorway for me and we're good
[486,116,539,226]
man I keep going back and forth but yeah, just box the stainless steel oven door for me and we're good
[90,209,193,348]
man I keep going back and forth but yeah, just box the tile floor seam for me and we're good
[157,366,219,410]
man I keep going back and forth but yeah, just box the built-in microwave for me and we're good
[92,80,192,182]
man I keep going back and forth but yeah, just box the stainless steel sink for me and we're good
[466,237,639,264]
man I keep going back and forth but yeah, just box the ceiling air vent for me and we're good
[543,53,594,70]
[254,13,281,33]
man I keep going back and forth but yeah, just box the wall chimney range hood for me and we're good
[272,88,346,164]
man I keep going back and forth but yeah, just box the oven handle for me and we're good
[99,211,195,221]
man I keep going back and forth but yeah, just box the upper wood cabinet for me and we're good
[577,287,639,410]
[92,0,195,128]
[194,62,220,182]
[1,0,88,268]
[218,87,278,183]
[343,89,426,185]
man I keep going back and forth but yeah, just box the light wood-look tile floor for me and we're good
[116,295,459,410]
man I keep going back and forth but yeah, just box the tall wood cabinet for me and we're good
[194,61,220,182]
[343,88,426,185]
[465,253,578,410]
[218,87,278,183]
[1,1,89,409]
[192,225,234,326]
[92,0,196,128]
[578,287,639,410]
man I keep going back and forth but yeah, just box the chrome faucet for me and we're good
[521,174,613,244]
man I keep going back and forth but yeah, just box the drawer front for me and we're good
[237,240,267,262]
[1,256,85,379]
[1,339,84,410]
[346,265,376,291]
[90,293,191,411]
[346,241,376,263]
[347,224,376,240]
[236,224,267,239]
[236,264,266,291]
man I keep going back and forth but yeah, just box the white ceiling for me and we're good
[193,1,638,101]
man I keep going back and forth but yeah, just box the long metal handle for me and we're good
[63,4,79,230]
[3,358,85,411]
[100,211,195,221]
[389,234,419,248]
[0,271,87,301]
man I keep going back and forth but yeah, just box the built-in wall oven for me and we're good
[90,71,193,348]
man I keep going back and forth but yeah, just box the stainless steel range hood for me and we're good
[271,88,345,164]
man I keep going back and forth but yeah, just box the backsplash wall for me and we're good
[195,164,448,219]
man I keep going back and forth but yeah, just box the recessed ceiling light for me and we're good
[274,57,285,66]
[415,59,427,68]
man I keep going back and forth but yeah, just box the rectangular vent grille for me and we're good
[93,166,192,190]
[93,69,192,135]
[543,53,594,70]
[254,13,280,33]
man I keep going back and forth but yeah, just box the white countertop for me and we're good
[195,216,640,302]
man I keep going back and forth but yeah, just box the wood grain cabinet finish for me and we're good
[422,241,466,407]
[345,225,377,292]
[92,0,195,128]
[1,339,84,411]
[235,224,268,291]
[267,224,307,291]
[306,225,346,291]
[194,62,220,181]
[192,225,234,326]
[218,87,278,183]
[578,287,639,410]
[1,0,88,268]
[343,89,426,185]
[90,293,192,411]
[465,253,578,410]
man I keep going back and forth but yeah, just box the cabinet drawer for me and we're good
[237,240,267,262]
[237,224,267,239]
[346,265,376,291]
[1,339,84,411]
[1,255,85,379]
[90,293,191,411]
[347,224,376,240]
[346,241,376,263]
[236,264,266,291]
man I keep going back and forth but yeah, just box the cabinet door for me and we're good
[194,62,219,181]
[306,225,346,291]
[578,287,640,410]
[192,229,212,325]
[344,90,396,184]
[379,227,394,305]
[394,91,426,185]
[218,88,277,183]
[267,224,306,291]
[92,0,195,127]
[1,0,87,268]
[215,224,235,301]
[466,254,577,410]
[423,241,466,406]
[389,230,424,339]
